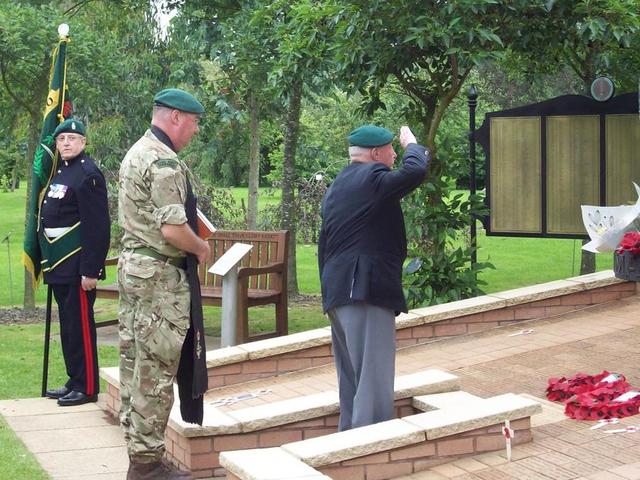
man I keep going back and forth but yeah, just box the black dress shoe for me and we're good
[45,386,71,399]
[57,390,98,406]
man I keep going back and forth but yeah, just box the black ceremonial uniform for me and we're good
[40,150,110,397]
[318,143,429,315]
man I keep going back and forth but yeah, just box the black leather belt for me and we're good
[130,247,186,269]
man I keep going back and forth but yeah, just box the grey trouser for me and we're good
[328,303,396,431]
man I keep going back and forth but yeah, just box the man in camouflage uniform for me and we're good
[118,88,210,480]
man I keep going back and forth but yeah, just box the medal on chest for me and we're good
[48,183,68,199]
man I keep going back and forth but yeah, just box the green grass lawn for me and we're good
[0,185,614,306]
[477,232,612,293]
[0,189,614,363]
[230,186,282,208]
[0,420,48,480]
[0,323,119,480]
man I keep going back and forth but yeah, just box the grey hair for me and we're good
[152,105,173,120]
[348,145,373,159]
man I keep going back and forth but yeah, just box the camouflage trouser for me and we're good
[117,250,190,463]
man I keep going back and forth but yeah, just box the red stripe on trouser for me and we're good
[78,286,95,395]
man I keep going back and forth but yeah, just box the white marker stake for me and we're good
[604,426,640,434]
[591,418,619,430]
[502,420,514,461]
[509,329,533,337]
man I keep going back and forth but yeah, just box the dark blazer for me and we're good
[318,143,429,314]
[41,151,111,284]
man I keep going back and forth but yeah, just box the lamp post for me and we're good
[467,84,478,271]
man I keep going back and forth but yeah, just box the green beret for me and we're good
[348,125,393,147]
[154,88,204,114]
[53,119,86,138]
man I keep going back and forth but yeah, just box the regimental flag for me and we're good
[23,31,73,288]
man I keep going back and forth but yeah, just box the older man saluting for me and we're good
[118,88,210,480]
[318,124,429,431]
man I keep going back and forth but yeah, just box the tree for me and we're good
[252,0,338,294]
[315,0,541,305]
[163,0,338,294]
[165,1,284,229]
[0,0,167,308]
[0,2,67,309]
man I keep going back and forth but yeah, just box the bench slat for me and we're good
[96,230,290,344]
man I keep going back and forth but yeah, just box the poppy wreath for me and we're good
[616,231,640,255]
[546,371,640,420]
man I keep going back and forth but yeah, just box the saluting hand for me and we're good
[399,126,417,149]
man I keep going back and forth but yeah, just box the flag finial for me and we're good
[58,24,69,39]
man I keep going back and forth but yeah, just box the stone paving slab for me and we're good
[19,424,124,453]
[413,391,484,412]
[0,396,104,416]
[518,393,567,427]
[405,393,540,440]
[6,409,115,432]
[60,475,128,480]
[0,397,128,480]
[228,390,339,432]
[221,447,332,480]
[282,418,425,467]
[39,446,128,479]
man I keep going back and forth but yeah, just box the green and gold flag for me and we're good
[23,29,72,288]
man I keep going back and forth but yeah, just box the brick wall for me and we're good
[206,282,637,387]
[317,418,532,480]
[164,400,420,477]
[104,382,120,418]
[171,415,532,478]
[396,281,637,347]
[100,393,419,478]
[207,344,334,389]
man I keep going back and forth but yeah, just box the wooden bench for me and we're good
[96,230,290,345]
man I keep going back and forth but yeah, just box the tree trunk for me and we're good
[580,240,596,275]
[23,116,39,311]
[281,78,303,296]
[7,112,20,192]
[11,164,20,192]
[247,90,260,229]
[11,147,24,192]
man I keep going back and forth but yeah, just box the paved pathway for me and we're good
[3,296,640,479]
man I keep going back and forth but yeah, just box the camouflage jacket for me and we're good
[118,129,189,257]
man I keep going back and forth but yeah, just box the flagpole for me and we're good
[39,23,70,397]
[41,285,53,397]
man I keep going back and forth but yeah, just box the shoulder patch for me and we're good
[155,158,178,169]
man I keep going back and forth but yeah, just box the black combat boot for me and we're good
[127,460,192,480]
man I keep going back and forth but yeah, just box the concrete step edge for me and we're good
[220,393,541,478]
[100,367,460,438]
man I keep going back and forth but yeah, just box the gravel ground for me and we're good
[0,307,54,325]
